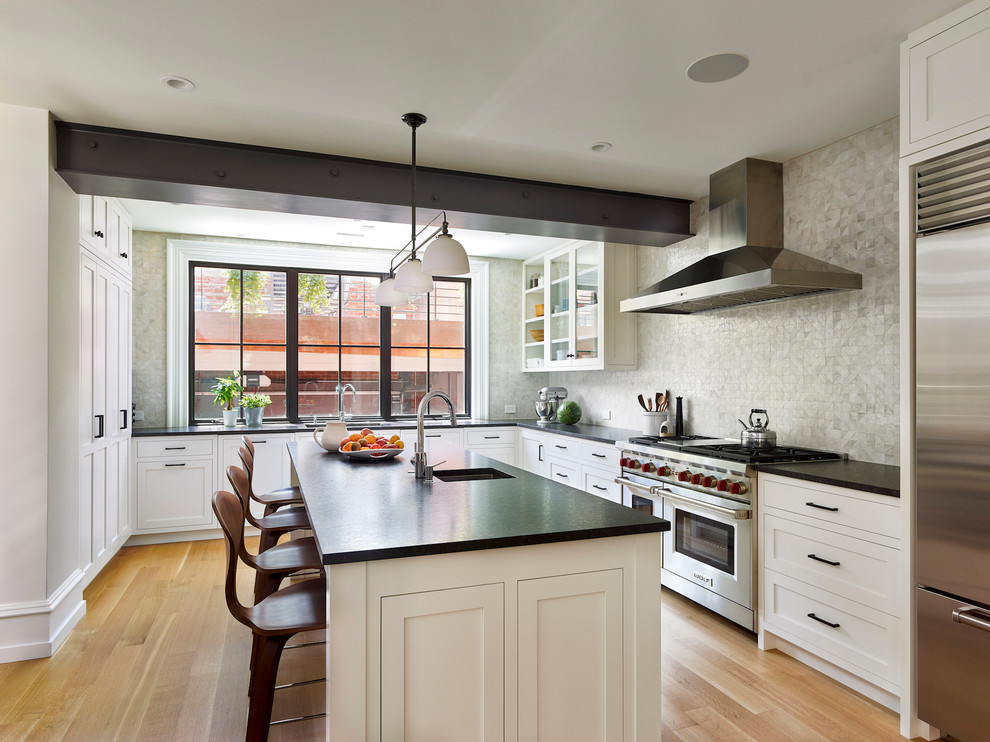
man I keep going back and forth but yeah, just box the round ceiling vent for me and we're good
[686,53,749,83]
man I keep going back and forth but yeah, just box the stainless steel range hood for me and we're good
[620,158,862,314]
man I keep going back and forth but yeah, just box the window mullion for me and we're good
[286,270,299,421]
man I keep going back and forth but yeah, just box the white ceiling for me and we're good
[0,0,966,254]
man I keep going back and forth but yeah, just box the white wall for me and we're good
[0,104,51,642]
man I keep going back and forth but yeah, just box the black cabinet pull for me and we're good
[555,472,569,479]
[426,434,441,438]
[484,435,499,439]
[119,252,128,259]
[164,463,186,467]
[254,440,267,444]
[807,612,840,629]
[94,230,104,238]
[806,501,839,512]
[591,452,606,458]
[538,444,544,462]
[120,409,128,430]
[164,446,186,450]
[94,414,104,439]
[593,485,607,491]
[555,444,568,449]
[808,554,840,566]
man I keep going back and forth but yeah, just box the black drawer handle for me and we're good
[806,501,839,512]
[591,452,606,458]
[484,435,500,439]
[120,409,128,430]
[807,612,840,629]
[426,434,441,438]
[164,463,186,467]
[94,414,104,439]
[164,446,186,450]
[592,485,607,491]
[808,554,840,566]
[555,472,569,479]
[254,440,267,443]
[555,444,568,449]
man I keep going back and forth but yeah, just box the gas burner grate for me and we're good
[627,434,717,446]
[679,443,843,464]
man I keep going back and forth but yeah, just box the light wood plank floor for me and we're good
[0,538,925,741]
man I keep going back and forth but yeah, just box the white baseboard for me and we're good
[125,528,224,546]
[0,569,86,664]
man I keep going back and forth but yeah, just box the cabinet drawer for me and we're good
[545,435,578,458]
[549,460,580,487]
[136,438,215,459]
[760,477,899,540]
[420,429,462,446]
[764,513,901,616]
[584,468,622,503]
[465,428,515,447]
[763,570,900,685]
[580,441,619,469]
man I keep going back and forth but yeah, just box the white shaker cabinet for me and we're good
[463,427,516,467]
[518,427,549,476]
[902,0,990,156]
[133,437,216,532]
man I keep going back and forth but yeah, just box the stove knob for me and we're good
[642,462,655,473]
[690,473,702,485]
[627,459,640,470]
[728,481,748,496]
[702,475,717,488]
[677,470,691,482]
[716,479,729,492]
[619,457,628,467]
[656,465,671,477]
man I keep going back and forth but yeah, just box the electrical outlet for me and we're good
[504,404,516,414]
[602,410,611,421]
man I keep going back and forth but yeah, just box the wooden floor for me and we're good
[0,538,925,741]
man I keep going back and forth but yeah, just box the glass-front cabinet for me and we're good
[522,241,637,372]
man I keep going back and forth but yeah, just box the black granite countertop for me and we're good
[757,459,900,498]
[515,420,642,445]
[133,419,520,437]
[288,439,668,565]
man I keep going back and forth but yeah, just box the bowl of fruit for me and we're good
[339,429,405,460]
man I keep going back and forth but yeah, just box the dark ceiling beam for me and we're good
[54,121,693,247]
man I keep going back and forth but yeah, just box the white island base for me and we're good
[325,532,662,741]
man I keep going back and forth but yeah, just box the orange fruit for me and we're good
[348,432,361,442]
[389,434,401,444]
[360,428,373,437]
[341,441,353,451]
[340,438,351,449]
[395,440,404,449]
[364,434,376,444]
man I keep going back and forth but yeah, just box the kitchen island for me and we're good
[287,439,668,742]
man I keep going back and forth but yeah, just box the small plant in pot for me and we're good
[211,371,243,427]
[241,393,272,427]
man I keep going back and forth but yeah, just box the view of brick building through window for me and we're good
[191,265,468,422]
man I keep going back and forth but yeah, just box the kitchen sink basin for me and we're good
[432,467,515,482]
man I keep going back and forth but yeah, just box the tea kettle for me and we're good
[738,409,777,449]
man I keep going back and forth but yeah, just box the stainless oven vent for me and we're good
[917,140,990,235]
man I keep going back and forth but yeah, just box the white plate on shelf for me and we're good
[339,447,404,460]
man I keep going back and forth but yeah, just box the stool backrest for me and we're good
[241,435,256,457]
[237,446,257,498]
[226,464,264,531]
[211,489,254,629]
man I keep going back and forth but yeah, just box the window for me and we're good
[189,260,469,423]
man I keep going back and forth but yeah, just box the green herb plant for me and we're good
[210,371,243,411]
[241,393,272,409]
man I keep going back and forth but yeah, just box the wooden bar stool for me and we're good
[227,465,311,553]
[239,437,303,515]
[213,489,327,742]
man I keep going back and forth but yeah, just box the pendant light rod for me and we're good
[402,112,427,262]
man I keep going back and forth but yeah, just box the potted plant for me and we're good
[211,371,243,426]
[241,393,272,427]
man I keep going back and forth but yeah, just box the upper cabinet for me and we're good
[902,0,990,156]
[522,241,637,372]
[79,195,132,278]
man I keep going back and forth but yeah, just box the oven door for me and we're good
[660,486,752,610]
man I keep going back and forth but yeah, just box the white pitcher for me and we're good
[313,420,349,452]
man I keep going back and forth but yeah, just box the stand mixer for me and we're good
[535,387,568,425]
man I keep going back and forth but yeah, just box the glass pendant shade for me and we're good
[421,233,470,276]
[374,277,409,306]
[393,257,435,294]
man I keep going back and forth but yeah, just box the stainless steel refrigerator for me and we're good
[916,212,990,741]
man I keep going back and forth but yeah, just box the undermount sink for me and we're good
[432,467,515,483]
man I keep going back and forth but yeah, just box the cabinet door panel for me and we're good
[135,460,213,530]
[519,431,548,476]
[381,583,504,742]
[518,570,624,742]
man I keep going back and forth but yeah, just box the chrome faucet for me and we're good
[414,390,457,480]
[335,383,356,421]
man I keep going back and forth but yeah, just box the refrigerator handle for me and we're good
[953,606,990,633]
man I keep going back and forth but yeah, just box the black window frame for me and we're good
[188,260,471,423]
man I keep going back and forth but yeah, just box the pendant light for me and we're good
[375,113,471,305]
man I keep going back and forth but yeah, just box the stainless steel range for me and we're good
[615,435,842,631]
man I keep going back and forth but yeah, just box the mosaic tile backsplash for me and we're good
[549,120,899,464]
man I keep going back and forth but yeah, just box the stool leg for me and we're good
[246,634,291,742]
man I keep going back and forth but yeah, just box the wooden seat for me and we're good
[213,489,326,742]
[239,437,303,515]
[227,465,311,553]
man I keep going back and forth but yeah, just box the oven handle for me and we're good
[616,477,751,520]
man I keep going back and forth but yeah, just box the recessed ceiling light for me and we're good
[160,75,196,91]
[589,142,613,153]
[686,53,749,83]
